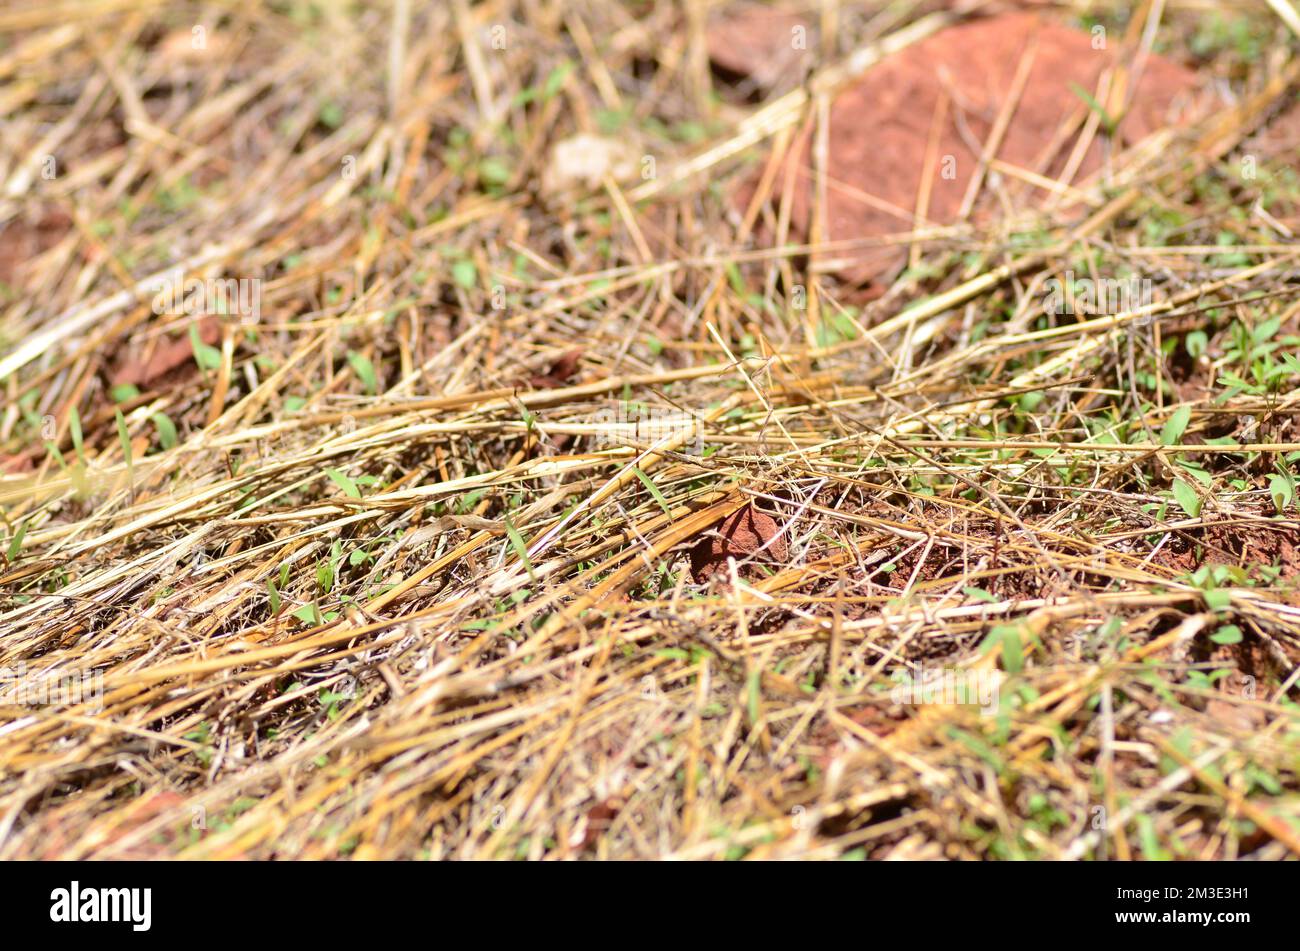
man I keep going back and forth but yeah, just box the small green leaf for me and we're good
[69,406,84,464]
[150,412,178,450]
[451,259,477,290]
[324,467,361,499]
[1210,625,1242,645]
[478,157,512,187]
[347,351,378,394]
[1159,405,1191,446]
[267,578,282,616]
[6,519,27,562]
[115,409,132,469]
[1204,589,1232,612]
[1069,82,1117,135]
[318,101,344,129]
[292,603,324,625]
[631,466,670,515]
[1175,460,1214,486]
[189,324,221,370]
[316,559,333,594]
[542,61,574,100]
[44,441,66,470]
[1253,316,1282,344]
[993,624,1025,674]
[503,515,536,583]
[747,669,761,724]
[1268,473,1294,513]
[1171,479,1201,518]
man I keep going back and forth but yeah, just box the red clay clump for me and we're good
[528,349,584,389]
[707,3,811,91]
[0,207,72,286]
[732,12,1208,287]
[690,502,789,582]
[110,317,222,390]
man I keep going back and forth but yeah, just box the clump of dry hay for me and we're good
[1,0,1299,860]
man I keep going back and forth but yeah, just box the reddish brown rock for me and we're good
[690,502,789,582]
[110,316,221,390]
[736,12,1209,288]
[707,4,812,90]
[0,207,72,286]
[527,348,584,389]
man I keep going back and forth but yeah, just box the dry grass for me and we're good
[1,0,1299,860]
